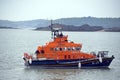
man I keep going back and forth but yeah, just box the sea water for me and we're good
[0,29,120,80]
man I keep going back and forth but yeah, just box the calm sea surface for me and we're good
[0,29,120,80]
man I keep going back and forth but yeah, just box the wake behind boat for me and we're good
[23,22,114,69]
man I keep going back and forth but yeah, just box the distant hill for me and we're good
[0,19,49,28]
[0,17,120,28]
[35,24,104,31]
[54,17,120,28]
[0,26,17,29]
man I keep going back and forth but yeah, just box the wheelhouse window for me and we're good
[59,48,62,51]
[54,47,59,51]
[67,47,71,51]
[63,47,67,51]
[72,47,75,51]
[53,47,80,51]
[76,47,81,51]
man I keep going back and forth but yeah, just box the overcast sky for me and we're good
[0,0,120,21]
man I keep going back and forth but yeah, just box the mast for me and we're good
[49,20,63,39]
[50,20,54,39]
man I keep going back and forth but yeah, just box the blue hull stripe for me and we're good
[25,57,114,68]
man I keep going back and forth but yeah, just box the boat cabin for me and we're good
[34,24,96,60]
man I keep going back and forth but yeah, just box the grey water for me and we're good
[0,29,120,80]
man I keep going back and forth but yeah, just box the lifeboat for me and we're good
[23,22,114,68]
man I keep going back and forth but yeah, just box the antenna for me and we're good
[49,20,53,39]
[49,20,63,39]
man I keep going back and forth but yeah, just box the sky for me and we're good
[0,0,120,21]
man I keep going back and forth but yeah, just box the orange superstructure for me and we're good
[35,32,96,60]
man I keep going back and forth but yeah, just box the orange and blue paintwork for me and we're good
[23,23,114,68]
